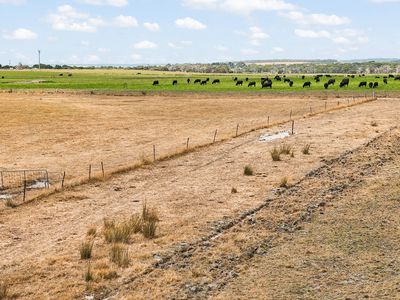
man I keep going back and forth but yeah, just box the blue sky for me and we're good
[1,0,400,65]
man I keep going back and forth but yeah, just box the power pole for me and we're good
[38,50,41,70]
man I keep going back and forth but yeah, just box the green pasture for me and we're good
[0,69,399,93]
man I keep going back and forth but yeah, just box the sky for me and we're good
[1,0,400,65]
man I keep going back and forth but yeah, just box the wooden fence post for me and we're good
[267,116,270,126]
[101,161,105,178]
[186,137,190,150]
[213,129,218,143]
[61,171,66,189]
[23,170,26,202]
[291,120,295,135]
[153,145,156,161]
[236,124,239,137]
[88,165,92,181]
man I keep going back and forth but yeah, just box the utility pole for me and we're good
[38,50,41,70]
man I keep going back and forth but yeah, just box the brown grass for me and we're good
[302,144,311,155]
[110,244,130,268]
[243,165,254,176]
[270,147,281,161]
[80,240,94,260]
[84,263,94,282]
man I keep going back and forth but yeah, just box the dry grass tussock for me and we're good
[110,244,130,268]
[243,165,254,176]
[302,144,311,155]
[80,239,94,260]
[0,281,7,300]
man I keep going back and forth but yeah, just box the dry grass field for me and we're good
[0,91,399,299]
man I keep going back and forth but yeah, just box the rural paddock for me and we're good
[0,91,369,201]
[0,91,399,299]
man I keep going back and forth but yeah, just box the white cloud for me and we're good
[48,5,98,32]
[133,40,158,49]
[370,0,400,3]
[87,54,100,62]
[168,40,193,49]
[183,0,295,15]
[114,15,138,27]
[77,0,128,7]
[295,29,331,38]
[249,26,269,46]
[283,11,351,26]
[271,47,284,53]
[143,22,160,32]
[175,17,207,30]
[3,28,38,40]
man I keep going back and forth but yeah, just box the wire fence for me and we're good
[0,93,377,206]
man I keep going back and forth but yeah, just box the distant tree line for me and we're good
[1,61,400,74]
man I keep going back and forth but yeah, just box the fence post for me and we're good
[186,137,190,150]
[46,171,50,188]
[88,165,92,181]
[290,109,292,120]
[236,124,239,137]
[23,170,27,202]
[291,120,295,135]
[153,145,156,162]
[0,171,3,189]
[101,161,105,178]
[267,116,270,126]
[213,129,218,143]
[61,171,66,189]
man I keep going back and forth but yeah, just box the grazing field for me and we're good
[0,87,400,298]
[0,91,362,196]
[1,69,400,93]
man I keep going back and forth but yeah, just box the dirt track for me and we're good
[1,97,400,299]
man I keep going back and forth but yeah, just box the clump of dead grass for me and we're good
[87,226,97,237]
[5,199,17,208]
[302,144,311,155]
[0,281,7,300]
[231,187,238,194]
[243,165,254,176]
[279,144,293,155]
[80,240,94,260]
[85,263,94,282]
[270,147,281,161]
[110,244,130,268]
[279,177,290,189]
[371,121,378,127]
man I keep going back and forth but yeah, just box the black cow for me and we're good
[373,82,379,88]
[187,78,191,84]
[340,78,349,88]
[369,82,374,88]
[261,77,269,83]
[233,77,238,81]
[284,78,291,83]
[59,73,63,76]
[315,77,321,83]
[389,74,395,78]
[395,76,400,81]
[324,83,329,89]
[303,81,311,88]
[236,80,244,86]
[301,75,306,80]
[194,79,201,84]
[201,80,207,85]
[248,81,256,87]
[245,77,249,82]
[359,81,367,88]
[206,78,210,82]
[153,80,159,86]
[172,80,178,86]
[1,76,4,79]
[68,74,72,77]
[274,75,282,81]
[212,79,220,84]
[289,81,294,87]
[327,79,336,86]
[326,74,332,78]
[262,80,273,89]
[384,78,388,84]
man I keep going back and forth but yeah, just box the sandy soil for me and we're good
[0,91,359,184]
[0,94,399,299]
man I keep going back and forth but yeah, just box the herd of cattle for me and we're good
[152,74,400,89]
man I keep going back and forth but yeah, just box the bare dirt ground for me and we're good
[0,91,359,183]
[0,94,399,299]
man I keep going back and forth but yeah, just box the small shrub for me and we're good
[142,202,159,223]
[371,121,378,127]
[231,187,238,194]
[142,220,157,239]
[80,240,94,260]
[0,281,7,300]
[87,226,97,237]
[279,144,293,155]
[243,165,254,176]
[110,244,129,268]
[302,144,311,155]
[279,177,289,188]
[270,147,281,161]
[85,263,94,282]
[103,222,132,244]
[5,199,17,208]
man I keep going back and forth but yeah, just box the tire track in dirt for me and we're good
[107,126,400,299]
